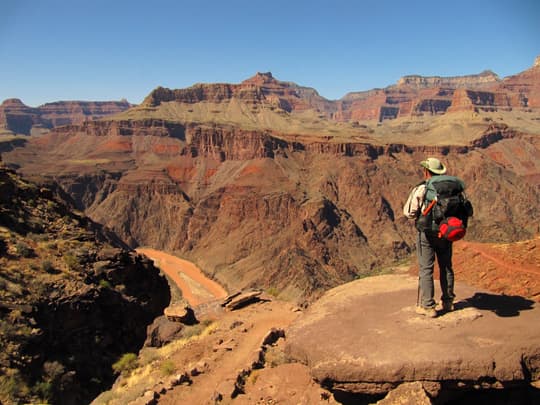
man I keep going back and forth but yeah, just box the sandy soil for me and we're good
[136,248,228,306]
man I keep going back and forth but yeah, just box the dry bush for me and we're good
[112,353,138,375]
[160,360,176,376]
[264,344,290,368]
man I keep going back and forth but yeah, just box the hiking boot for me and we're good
[442,301,454,312]
[415,306,437,318]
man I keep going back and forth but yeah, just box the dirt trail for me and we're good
[454,237,540,300]
[136,248,228,306]
[458,240,540,276]
[157,301,309,405]
[408,237,540,300]
[110,250,325,404]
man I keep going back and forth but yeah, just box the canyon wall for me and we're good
[3,59,539,304]
[337,61,538,121]
[7,117,538,304]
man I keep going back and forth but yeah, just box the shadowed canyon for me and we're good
[1,57,540,404]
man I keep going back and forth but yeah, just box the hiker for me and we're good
[403,157,466,318]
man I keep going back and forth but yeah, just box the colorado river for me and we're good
[136,248,228,306]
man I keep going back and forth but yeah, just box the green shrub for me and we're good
[63,254,81,271]
[112,353,138,375]
[32,381,53,402]
[160,360,176,376]
[99,279,112,289]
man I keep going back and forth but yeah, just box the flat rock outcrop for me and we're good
[286,274,540,401]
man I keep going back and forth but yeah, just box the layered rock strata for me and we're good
[5,115,539,306]
[3,58,540,305]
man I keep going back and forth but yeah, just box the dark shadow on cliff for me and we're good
[332,389,384,405]
[442,385,540,405]
[458,292,535,317]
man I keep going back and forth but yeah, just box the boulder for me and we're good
[286,274,540,400]
[144,315,184,348]
[222,290,263,310]
[164,304,197,325]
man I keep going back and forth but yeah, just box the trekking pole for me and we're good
[417,230,421,308]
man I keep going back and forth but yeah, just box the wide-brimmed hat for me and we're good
[420,157,446,174]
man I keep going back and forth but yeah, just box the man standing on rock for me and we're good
[403,157,461,318]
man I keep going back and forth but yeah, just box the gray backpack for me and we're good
[415,175,473,235]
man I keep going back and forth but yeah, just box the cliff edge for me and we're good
[286,274,540,403]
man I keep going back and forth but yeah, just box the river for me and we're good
[136,247,228,306]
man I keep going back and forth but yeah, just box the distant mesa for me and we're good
[396,70,500,88]
[0,98,132,135]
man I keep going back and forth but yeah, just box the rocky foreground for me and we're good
[93,271,540,405]
[286,274,540,404]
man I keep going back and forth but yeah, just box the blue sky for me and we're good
[1,0,538,107]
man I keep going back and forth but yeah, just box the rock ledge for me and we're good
[286,274,540,400]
